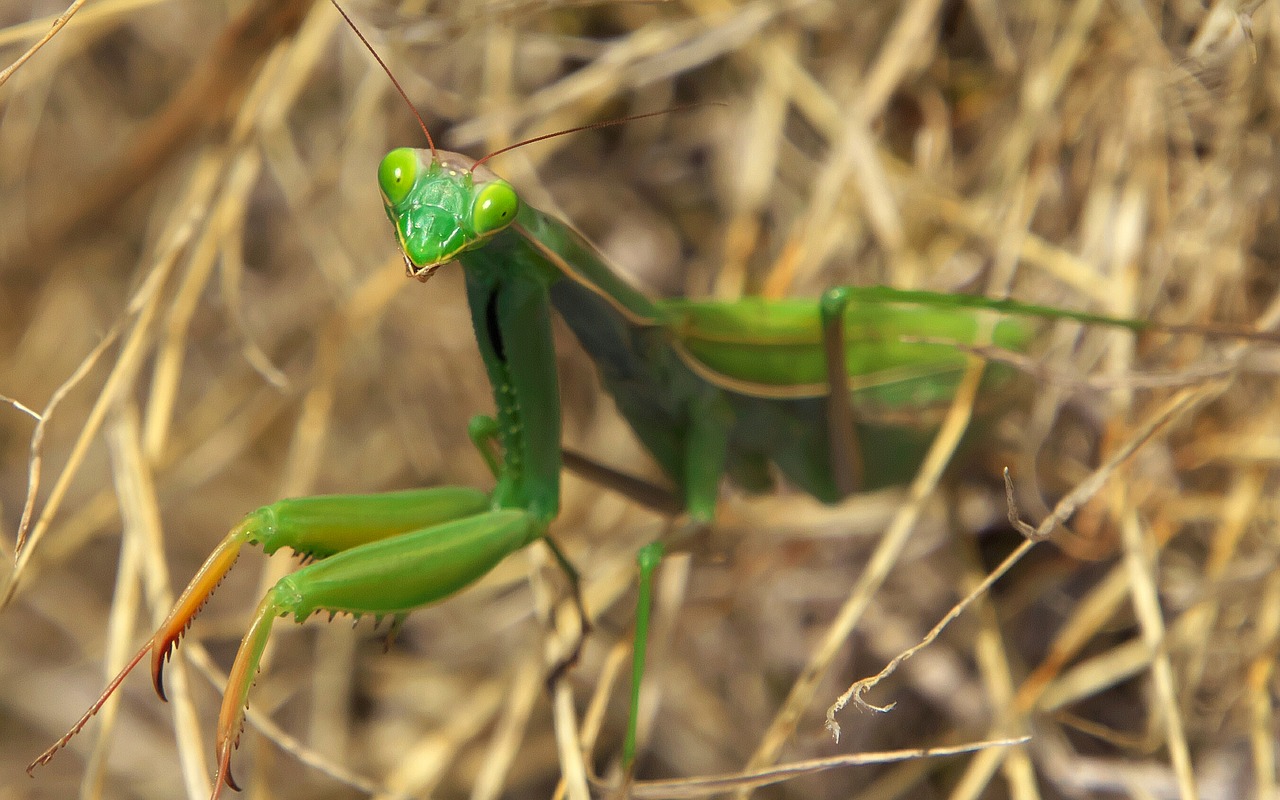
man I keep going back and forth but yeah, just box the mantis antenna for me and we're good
[330,0,438,160]
[470,105,715,172]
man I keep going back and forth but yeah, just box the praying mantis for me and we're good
[22,3,1279,798]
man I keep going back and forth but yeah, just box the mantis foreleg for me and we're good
[211,508,543,796]
[27,488,520,780]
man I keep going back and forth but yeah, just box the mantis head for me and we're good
[341,0,689,284]
[378,147,520,281]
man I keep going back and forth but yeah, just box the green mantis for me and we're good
[26,5,1273,799]
[26,148,1151,795]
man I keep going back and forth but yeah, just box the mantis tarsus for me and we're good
[26,4,1278,797]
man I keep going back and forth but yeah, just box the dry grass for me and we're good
[3,0,1280,798]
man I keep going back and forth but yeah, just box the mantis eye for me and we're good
[378,148,418,206]
[472,181,518,234]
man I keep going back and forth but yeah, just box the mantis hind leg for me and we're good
[820,287,862,494]
[611,390,730,774]
[623,540,664,774]
[599,291,867,773]
[619,290,863,773]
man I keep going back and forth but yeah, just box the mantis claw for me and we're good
[212,738,240,798]
[212,590,280,799]
[27,518,257,777]
[151,522,254,700]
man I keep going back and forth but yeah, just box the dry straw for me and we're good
[2,1,1279,798]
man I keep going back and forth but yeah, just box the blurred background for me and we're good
[2,1,1280,798]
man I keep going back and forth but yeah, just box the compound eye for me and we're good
[378,148,418,206]
[472,181,518,234]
